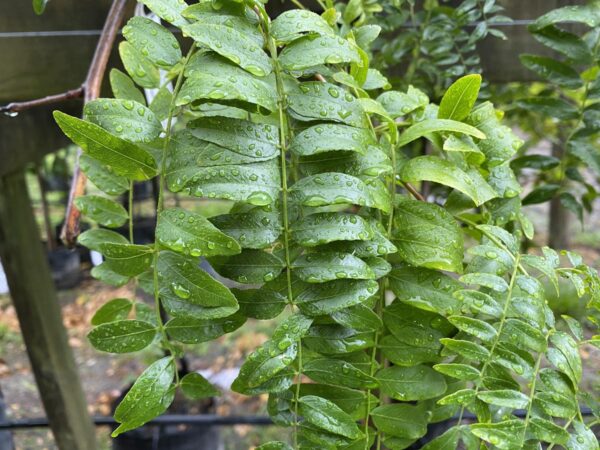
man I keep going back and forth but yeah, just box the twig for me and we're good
[61,0,129,247]
[402,181,425,201]
[315,73,326,82]
[0,87,84,115]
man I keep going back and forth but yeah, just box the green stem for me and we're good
[152,47,195,369]
[128,180,134,244]
[456,254,522,430]
[519,331,551,447]
[261,8,302,446]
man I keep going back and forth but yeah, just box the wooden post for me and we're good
[0,170,97,450]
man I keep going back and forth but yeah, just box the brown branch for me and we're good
[315,73,327,82]
[0,87,84,115]
[402,181,426,202]
[61,0,129,247]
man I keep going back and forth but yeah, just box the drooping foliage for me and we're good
[51,0,600,448]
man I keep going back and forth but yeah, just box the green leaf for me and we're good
[232,339,298,394]
[113,357,175,436]
[123,17,181,68]
[377,365,446,401]
[476,389,529,409]
[470,420,525,450]
[182,19,271,77]
[210,209,280,250]
[371,404,428,439]
[173,160,281,206]
[157,207,240,257]
[218,249,284,284]
[529,417,570,445]
[292,252,375,283]
[291,212,373,247]
[74,195,128,228]
[530,4,600,30]
[458,289,503,318]
[433,363,480,381]
[460,272,508,292]
[165,313,245,343]
[522,184,561,205]
[299,145,392,179]
[290,172,390,212]
[448,316,497,341]
[303,358,377,389]
[299,384,375,421]
[388,266,462,315]
[547,331,582,385]
[438,74,482,121]
[88,320,156,353]
[256,442,293,450]
[118,41,160,89]
[510,154,561,172]
[180,372,219,399]
[91,262,130,287]
[467,102,523,165]
[279,35,361,71]
[437,388,477,406]
[99,243,153,277]
[392,197,464,273]
[179,53,276,112]
[33,0,49,15]
[295,279,378,316]
[287,82,369,128]
[139,0,189,27]
[379,334,441,366]
[317,217,396,257]
[233,283,286,320]
[189,116,278,159]
[91,298,133,326]
[500,318,547,352]
[440,338,490,362]
[536,391,578,418]
[149,86,172,121]
[303,324,374,355]
[520,54,582,89]
[53,111,157,181]
[84,98,162,143]
[157,251,237,313]
[271,9,333,43]
[377,86,429,118]
[400,156,496,206]
[518,97,580,120]
[397,118,485,148]
[79,155,129,196]
[442,135,485,164]
[562,315,584,341]
[566,421,599,450]
[330,304,383,332]
[109,69,146,105]
[290,124,375,156]
[421,427,460,450]
[78,228,128,252]
[298,395,362,440]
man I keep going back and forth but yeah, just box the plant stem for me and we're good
[261,8,303,446]
[128,181,134,244]
[456,254,522,430]
[152,47,195,370]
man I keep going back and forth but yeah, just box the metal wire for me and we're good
[0,20,540,39]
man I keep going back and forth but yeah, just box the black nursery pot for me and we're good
[47,246,81,290]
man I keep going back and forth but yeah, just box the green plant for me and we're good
[513,1,600,246]
[52,0,600,448]
[374,0,510,100]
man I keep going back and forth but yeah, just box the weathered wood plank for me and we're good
[0,103,81,177]
[0,171,97,450]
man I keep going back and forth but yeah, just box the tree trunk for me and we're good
[549,196,571,249]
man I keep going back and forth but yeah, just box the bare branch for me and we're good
[402,181,426,202]
[61,0,129,247]
[0,87,84,115]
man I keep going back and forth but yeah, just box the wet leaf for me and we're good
[292,252,375,283]
[279,35,361,71]
[88,320,156,353]
[371,404,428,439]
[298,395,363,439]
[438,74,482,121]
[119,41,160,89]
[123,17,181,68]
[91,298,133,326]
[377,365,446,401]
[157,207,240,257]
